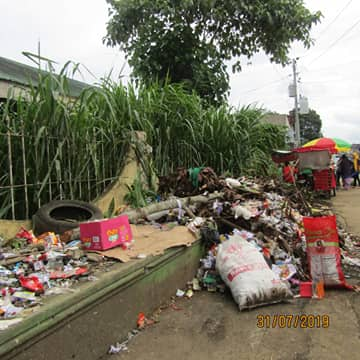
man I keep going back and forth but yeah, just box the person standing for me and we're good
[353,150,360,186]
[338,154,353,190]
[335,156,342,188]
[282,161,297,183]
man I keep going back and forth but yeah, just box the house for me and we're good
[261,113,295,147]
[0,56,91,101]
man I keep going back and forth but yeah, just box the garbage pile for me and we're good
[339,229,360,278]
[182,182,303,309]
[0,228,113,330]
[158,166,222,197]
[178,175,360,308]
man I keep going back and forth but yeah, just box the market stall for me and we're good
[294,139,339,197]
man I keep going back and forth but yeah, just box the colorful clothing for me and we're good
[283,165,296,183]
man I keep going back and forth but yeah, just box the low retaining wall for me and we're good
[0,240,203,360]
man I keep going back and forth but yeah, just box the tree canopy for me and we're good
[104,0,321,105]
[299,108,323,143]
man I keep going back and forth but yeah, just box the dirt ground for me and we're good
[111,189,360,360]
[332,187,360,234]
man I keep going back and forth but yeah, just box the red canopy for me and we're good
[294,138,338,154]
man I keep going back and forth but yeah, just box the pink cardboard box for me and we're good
[80,215,132,251]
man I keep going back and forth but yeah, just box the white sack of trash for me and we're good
[216,235,293,310]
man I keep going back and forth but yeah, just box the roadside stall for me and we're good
[294,148,335,196]
[271,142,336,196]
[293,137,351,197]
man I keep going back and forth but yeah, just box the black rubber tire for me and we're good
[33,200,103,235]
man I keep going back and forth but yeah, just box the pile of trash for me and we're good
[0,228,113,330]
[339,229,360,278]
[158,167,222,197]
[178,174,360,308]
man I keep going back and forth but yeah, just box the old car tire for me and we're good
[33,200,103,235]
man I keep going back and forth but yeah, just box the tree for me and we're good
[104,0,321,105]
[299,109,323,143]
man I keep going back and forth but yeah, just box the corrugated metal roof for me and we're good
[0,56,91,97]
[262,114,290,127]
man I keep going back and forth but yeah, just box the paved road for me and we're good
[110,190,360,360]
[332,187,360,234]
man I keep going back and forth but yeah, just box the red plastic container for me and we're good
[299,281,313,298]
[313,169,335,191]
[80,215,132,251]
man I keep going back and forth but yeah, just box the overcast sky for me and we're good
[1,1,359,143]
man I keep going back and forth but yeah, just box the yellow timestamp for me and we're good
[257,314,330,328]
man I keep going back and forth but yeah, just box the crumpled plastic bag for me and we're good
[225,178,241,189]
[232,205,252,220]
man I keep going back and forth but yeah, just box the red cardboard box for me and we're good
[80,215,132,251]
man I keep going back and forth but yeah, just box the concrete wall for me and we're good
[0,80,27,99]
[0,132,154,239]
[93,145,139,214]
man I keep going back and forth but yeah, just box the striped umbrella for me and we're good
[298,137,351,153]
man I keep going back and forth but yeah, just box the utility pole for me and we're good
[292,59,301,147]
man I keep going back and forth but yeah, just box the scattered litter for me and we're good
[192,278,201,291]
[272,263,297,281]
[136,312,155,330]
[45,287,77,296]
[176,289,185,297]
[0,225,121,330]
[12,291,37,302]
[108,329,140,355]
[170,303,183,311]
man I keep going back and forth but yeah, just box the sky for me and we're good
[1,0,359,143]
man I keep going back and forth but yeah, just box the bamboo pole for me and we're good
[6,120,15,219]
[21,120,29,219]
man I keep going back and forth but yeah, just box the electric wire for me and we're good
[298,0,354,60]
[315,0,354,41]
[237,75,290,95]
[307,17,360,66]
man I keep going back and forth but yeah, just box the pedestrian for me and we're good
[282,161,297,184]
[334,156,342,188]
[337,154,353,190]
[353,150,360,186]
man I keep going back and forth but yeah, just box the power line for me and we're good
[299,0,354,60]
[315,0,354,41]
[237,76,290,95]
[302,58,360,73]
[307,17,360,66]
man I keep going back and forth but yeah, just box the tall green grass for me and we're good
[0,65,286,219]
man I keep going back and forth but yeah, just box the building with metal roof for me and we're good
[0,56,91,99]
